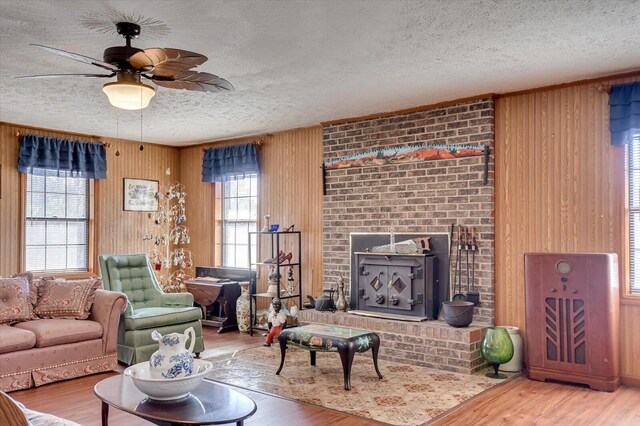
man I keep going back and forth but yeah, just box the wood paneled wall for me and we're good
[258,127,324,298]
[495,75,640,381]
[178,127,324,299]
[0,122,180,276]
[96,138,181,259]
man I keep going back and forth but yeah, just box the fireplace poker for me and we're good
[448,223,455,301]
[467,227,480,305]
[465,228,470,293]
[453,225,466,301]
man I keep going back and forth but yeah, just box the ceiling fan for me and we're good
[18,22,234,110]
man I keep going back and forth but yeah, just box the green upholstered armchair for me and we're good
[98,254,204,365]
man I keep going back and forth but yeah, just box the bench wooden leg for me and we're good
[276,334,287,375]
[371,334,383,379]
[310,350,316,366]
[338,344,356,390]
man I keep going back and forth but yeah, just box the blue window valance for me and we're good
[610,81,640,145]
[201,143,260,182]
[18,135,107,179]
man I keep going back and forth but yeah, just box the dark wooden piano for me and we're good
[186,267,256,333]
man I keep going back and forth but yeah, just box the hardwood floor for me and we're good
[10,327,640,425]
[431,378,640,426]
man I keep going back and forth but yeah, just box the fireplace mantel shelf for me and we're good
[354,252,431,257]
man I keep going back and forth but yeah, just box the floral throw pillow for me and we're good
[33,278,102,320]
[10,271,37,309]
[0,276,33,324]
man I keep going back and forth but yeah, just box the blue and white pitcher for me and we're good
[149,327,196,379]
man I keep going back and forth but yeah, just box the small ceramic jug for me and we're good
[149,327,196,379]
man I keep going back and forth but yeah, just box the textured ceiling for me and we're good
[1,0,639,146]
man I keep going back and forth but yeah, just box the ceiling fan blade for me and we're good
[31,44,119,72]
[150,71,234,93]
[16,73,115,79]
[130,48,207,77]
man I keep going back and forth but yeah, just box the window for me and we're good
[630,137,640,293]
[222,175,258,268]
[25,170,90,272]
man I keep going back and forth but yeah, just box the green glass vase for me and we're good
[481,326,514,379]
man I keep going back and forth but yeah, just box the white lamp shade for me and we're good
[102,81,156,110]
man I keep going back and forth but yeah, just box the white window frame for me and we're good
[221,174,258,269]
[22,170,93,274]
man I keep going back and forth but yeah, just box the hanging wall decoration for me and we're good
[324,143,487,170]
[322,143,491,190]
[143,182,194,293]
[124,178,159,211]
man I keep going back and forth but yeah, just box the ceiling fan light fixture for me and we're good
[102,81,155,110]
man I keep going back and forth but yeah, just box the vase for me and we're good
[236,282,251,333]
[500,326,523,373]
[335,275,348,312]
[481,326,514,379]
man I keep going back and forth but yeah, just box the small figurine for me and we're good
[261,215,271,232]
[264,297,287,347]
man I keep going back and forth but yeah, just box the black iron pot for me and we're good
[442,300,474,327]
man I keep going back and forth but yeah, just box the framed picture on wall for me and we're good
[123,178,159,212]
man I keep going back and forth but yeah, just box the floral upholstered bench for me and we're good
[276,324,383,390]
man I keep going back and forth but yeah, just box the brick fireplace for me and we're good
[313,98,495,372]
[322,98,495,324]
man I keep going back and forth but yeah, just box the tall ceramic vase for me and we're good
[481,326,514,379]
[500,326,523,373]
[236,282,251,333]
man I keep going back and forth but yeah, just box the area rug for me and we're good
[204,346,509,425]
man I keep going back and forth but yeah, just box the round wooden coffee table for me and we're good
[94,375,256,426]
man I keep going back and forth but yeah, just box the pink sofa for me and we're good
[0,290,127,392]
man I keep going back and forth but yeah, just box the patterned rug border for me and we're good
[203,345,519,425]
[204,375,390,425]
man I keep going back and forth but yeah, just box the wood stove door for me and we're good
[360,263,389,309]
[387,265,414,311]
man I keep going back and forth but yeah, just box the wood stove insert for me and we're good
[349,233,449,320]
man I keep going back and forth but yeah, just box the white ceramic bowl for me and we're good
[124,359,214,400]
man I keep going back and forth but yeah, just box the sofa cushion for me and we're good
[14,319,103,348]
[125,307,202,330]
[10,272,37,310]
[0,325,36,354]
[10,273,58,313]
[0,277,33,324]
[33,278,102,320]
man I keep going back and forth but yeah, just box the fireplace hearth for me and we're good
[299,310,487,373]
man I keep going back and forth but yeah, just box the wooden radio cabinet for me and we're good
[524,253,620,392]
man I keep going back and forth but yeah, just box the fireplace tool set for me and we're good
[450,224,479,305]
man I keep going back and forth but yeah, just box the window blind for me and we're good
[222,174,258,268]
[25,169,89,272]
[630,137,640,293]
